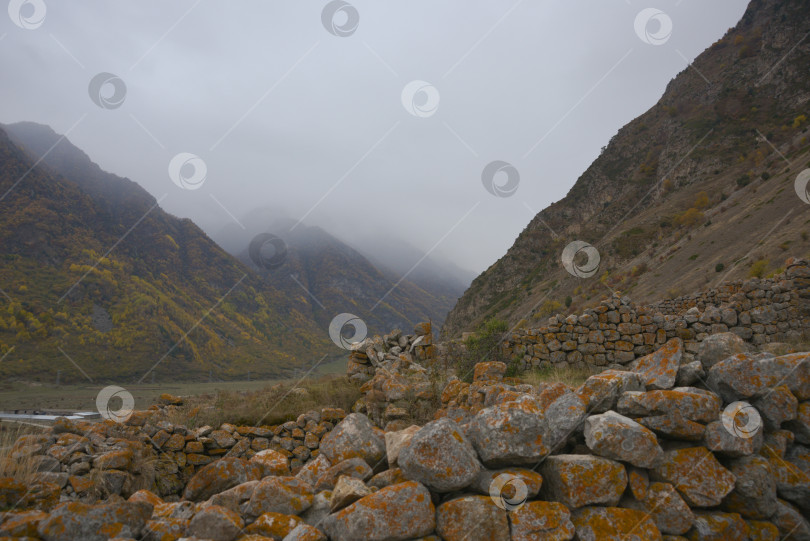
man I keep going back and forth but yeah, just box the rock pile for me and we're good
[2,336,808,540]
[347,322,440,429]
[1,405,344,506]
[504,258,810,373]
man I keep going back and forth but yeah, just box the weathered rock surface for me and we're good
[398,418,481,492]
[540,455,627,509]
[321,481,435,541]
[584,411,663,468]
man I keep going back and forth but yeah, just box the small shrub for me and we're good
[749,259,769,278]
[564,296,572,308]
[760,171,770,180]
[715,263,725,272]
[458,318,509,382]
[736,175,751,187]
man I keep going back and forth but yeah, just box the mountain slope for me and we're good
[214,215,457,335]
[0,123,331,383]
[443,0,810,337]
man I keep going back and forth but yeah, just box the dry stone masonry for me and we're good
[504,258,810,373]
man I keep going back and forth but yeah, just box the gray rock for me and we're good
[584,411,663,468]
[186,504,244,541]
[721,455,777,519]
[697,332,748,370]
[469,395,549,467]
[675,360,705,387]
[322,481,435,541]
[398,418,481,493]
[319,413,386,468]
[435,495,510,541]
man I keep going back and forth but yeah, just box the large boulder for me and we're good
[584,411,663,468]
[704,419,761,457]
[697,332,748,369]
[321,481,435,541]
[543,391,587,452]
[398,418,481,493]
[319,413,386,467]
[36,501,152,541]
[186,505,244,541]
[617,388,721,423]
[722,456,777,520]
[182,457,261,502]
[707,353,810,403]
[508,501,575,541]
[246,476,314,517]
[651,447,735,507]
[435,495,509,541]
[250,449,291,477]
[575,370,644,413]
[540,455,627,509]
[631,338,682,389]
[468,395,549,467]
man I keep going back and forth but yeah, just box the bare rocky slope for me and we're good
[443,0,810,338]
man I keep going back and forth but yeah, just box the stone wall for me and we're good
[504,258,810,372]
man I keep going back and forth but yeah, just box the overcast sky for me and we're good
[0,0,749,274]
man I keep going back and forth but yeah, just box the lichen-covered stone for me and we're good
[321,481,435,541]
[330,475,371,512]
[435,495,509,541]
[651,447,735,507]
[687,511,749,541]
[638,411,706,441]
[319,413,386,467]
[632,338,682,389]
[770,499,810,541]
[753,386,798,430]
[246,476,314,517]
[623,482,693,535]
[509,501,575,541]
[617,388,721,423]
[576,370,644,413]
[398,418,481,492]
[250,448,291,477]
[283,523,328,541]
[697,332,748,369]
[707,353,810,403]
[182,457,261,502]
[36,501,152,541]
[313,457,372,491]
[540,454,627,509]
[571,507,662,541]
[584,411,663,468]
[704,420,760,457]
[186,504,244,541]
[470,467,543,500]
[245,511,302,540]
[722,456,777,519]
[469,395,549,467]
